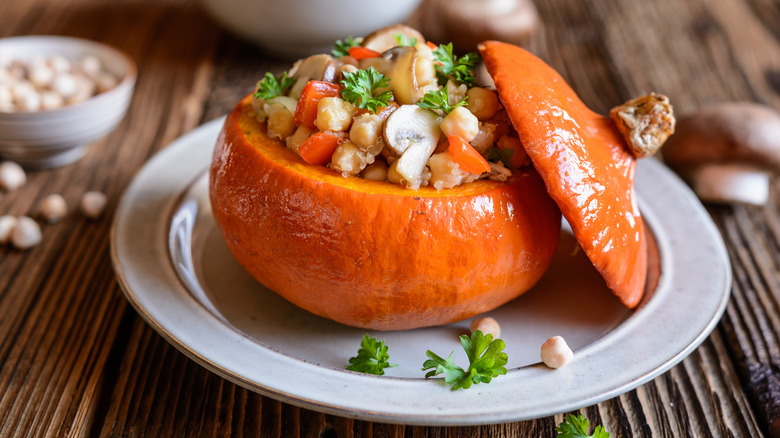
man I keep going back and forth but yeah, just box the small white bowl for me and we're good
[0,36,136,168]
[200,0,423,59]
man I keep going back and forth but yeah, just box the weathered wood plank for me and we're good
[1,0,779,436]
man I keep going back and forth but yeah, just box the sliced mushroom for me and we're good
[663,102,780,205]
[383,105,441,187]
[361,24,426,53]
[286,54,337,99]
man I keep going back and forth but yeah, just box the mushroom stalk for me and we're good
[688,164,770,206]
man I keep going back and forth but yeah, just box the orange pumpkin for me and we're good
[209,97,562,330]
[479,41,647,308]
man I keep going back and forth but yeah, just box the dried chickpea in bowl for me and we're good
[0,36,137,168]
[0,52,119,112]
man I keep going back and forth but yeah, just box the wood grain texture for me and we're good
[0,0,779,436]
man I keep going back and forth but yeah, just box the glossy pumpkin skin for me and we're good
[480,41,647,308]
[209,97,562,330]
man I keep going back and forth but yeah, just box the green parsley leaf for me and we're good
[555,414,611,438]
[394,33,418,47]
[487,147,515,169]
[422,330,508,390]
[253,72,296,100]
[340,67,392,113]
[416,88,467,114]
[432,43,480,87]
[346,334,397,375]
[332,36,361,58]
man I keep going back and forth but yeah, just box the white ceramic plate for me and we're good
[111,117,731,426]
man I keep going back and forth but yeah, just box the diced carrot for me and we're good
[426,41,438,50]
[298,130,346,165]
[348,46,381,60]
[294,81,341,129]
[497,136,530,168]
[448,135,490,175]
[352,101,399,119]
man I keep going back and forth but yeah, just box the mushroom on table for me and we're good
[663,102,780,205]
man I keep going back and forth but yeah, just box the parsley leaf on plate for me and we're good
[422,330,508,390]
[555,414,611,438]
[340,67,392,113]
[346,334,397,375]
[253,72,296,100]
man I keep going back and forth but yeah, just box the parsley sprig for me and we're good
[394,33,418,47]
[253,72,296,100]
[555,414,610,438]
[422,330,507,390]
[416,88,467,114]
[346,334,397,375]
[340,67,392,113]
[433,43,480,87]
[487,147,515,169]
[332,36,361,58]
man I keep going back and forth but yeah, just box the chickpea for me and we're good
[470,317,501,338]
[361,161,388,181]
[466,87,501,120]
[39,194,67,223]
[349,113,383,149]
[266,106,296,141]
[0,215,18,244]
[11,216,41,250]
[81,191,107,219]
[440,106,480,141]
[331,141,374,176]
[315,97,354,132]
[0,161,26,191]
[540,336,574,369]
[286,125,315,152]
[427,152,475,190]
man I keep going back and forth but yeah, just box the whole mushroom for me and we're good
[662,102,780,205]
[423,0,540,53]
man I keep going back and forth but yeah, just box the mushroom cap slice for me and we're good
[361,24,426,53]
[479,41,647,308]
[384,105,441,187]
[286,54,337,99]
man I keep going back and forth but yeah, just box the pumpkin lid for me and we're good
[479,41,647,308]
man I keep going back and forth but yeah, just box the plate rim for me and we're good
[110,117,731,426]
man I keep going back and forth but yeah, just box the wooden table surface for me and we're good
[1,0,779,436]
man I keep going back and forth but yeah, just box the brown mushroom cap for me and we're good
[662,102,780,172]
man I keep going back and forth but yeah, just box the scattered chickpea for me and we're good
[0,215,18,244]
[540,335,574,369]
[39,194,67,223]
[11,216,41,250]
[470,316,501,338]
[81,191,107,219]
[0,161,26,191]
